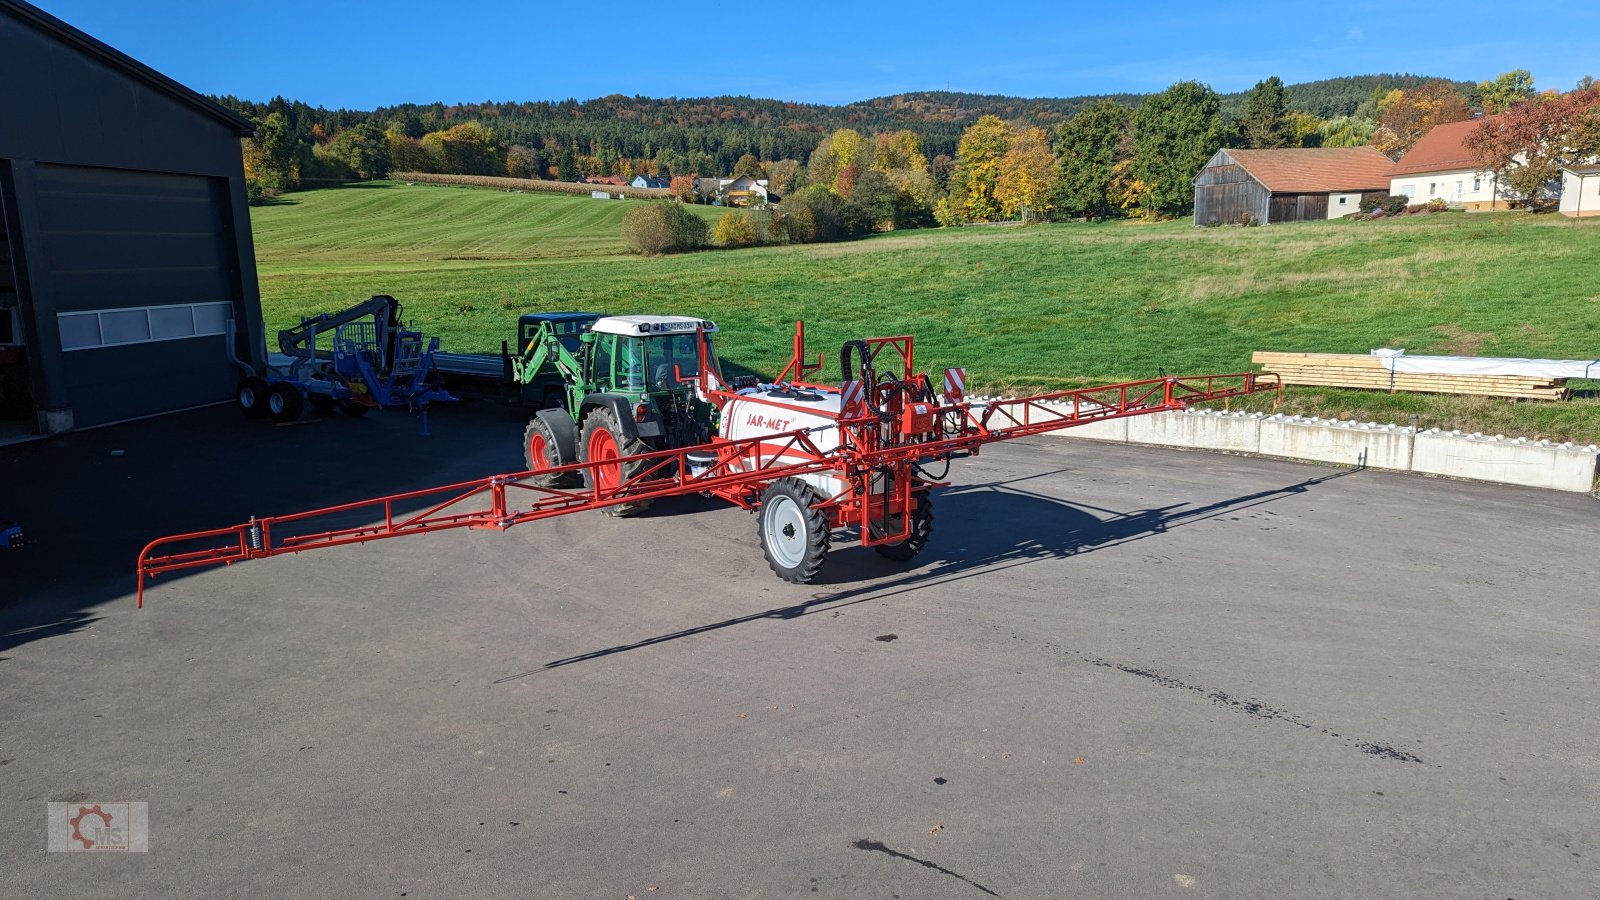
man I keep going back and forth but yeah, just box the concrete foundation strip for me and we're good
[966,397,1600,494]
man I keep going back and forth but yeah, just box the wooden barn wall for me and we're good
[1194,179,1269,225]
[1268,193,1329,223]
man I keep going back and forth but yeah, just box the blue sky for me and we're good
[33,0,1599,107]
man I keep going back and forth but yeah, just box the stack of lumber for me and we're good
[1252,352,1568,400]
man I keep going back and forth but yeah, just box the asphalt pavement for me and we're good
[2,402,1597,898]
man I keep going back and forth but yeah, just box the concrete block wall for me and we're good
[1024,404,1599,494]
[1258,415,1414,470]
[1411,430,1600,492]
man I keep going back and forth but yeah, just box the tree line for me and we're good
[229,70,1597,226]
[222,74,1448,200]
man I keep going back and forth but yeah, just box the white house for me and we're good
[1559,166,1600,217]
[1388,117,1505,210]
[629,175,670,189]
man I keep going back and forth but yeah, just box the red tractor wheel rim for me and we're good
[588,427,620,491]
[528,432,548,470]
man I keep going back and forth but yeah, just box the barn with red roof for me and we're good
[1192,147,1395,225]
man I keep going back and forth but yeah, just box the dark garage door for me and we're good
[33,164,242,427]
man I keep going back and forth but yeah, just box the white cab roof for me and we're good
[591,315,718,336]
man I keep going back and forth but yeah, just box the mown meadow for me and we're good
[252,182,1600,441]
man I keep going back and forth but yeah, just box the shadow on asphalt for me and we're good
[511,467,1354,678]
[1,399,534,656]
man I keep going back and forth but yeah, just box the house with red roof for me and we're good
[1387,117,1504,210]
[1192,146,1394,225]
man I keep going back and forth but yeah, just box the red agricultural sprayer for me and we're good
[136,319,1278,603]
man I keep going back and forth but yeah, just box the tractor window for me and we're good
[590,333,614,388]
[616,337,647,391]
[643,333,721,388]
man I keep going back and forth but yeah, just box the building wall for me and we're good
[1327,192,1364,219]
[0,4,261,431]
[1558,172,1600,216]
[1193,152,1269,225]
[1267,193,1329,223]
[1389,168,1502,210]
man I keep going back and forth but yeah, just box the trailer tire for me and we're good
[237,377,270,418]
[580,407,654,517]
[267,383,304,423]
[874,490,934,563]
[308,393,337,414]
[524,415,578,488]
[338,399,371,418]
[758,478,830,583]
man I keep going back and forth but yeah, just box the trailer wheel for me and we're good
[338,399,371,418]
[580,407,654,517]
[875,491,934,562]
[758,478,830,583]
[524,416,578,488]
[307,393,337,414]
[237,377,270,418]
[267,383,305,423]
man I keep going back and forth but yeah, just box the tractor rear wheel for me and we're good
[524,415,577,488]
[758,478,830,583]
[874,490,934,563]
[580,407,654,517]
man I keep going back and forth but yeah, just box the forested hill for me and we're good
[216,73,1455,171]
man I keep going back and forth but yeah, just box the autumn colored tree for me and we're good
[1371,81,1471,158]
[1131,82,1228,217]
[385,125,429,173]
[765,159,802,195]
[1239,76,1292,148]
[1286,112,1323,147]
[669,175,697,203]
[505,144,543,179]
[954,115,1012,221]
[1476,70,1536,114]
[1052,99,1132,219]
[1466,86,1600,205]
[807,129,868,195]
[871,130,935,228]
[420,121,502,175]
[994,127,1055,221]
[711,209,757,247]
[732,153,765,179]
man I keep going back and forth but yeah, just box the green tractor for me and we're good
[514,315,726,516]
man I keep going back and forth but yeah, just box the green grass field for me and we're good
[252,182,1600,442]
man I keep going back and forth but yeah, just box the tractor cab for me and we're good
[583,316,722,395]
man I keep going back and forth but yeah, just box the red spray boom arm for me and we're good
[136,323,1279,603]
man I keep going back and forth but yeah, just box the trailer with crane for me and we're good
[232,294,454,424]
[137,318,1279,601]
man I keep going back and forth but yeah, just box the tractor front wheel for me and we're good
[524,416,577,488]
[758,478,830,583]
[875,490,934,563]
[580,407,654,517]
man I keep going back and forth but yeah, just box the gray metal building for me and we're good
[0,0,263,437]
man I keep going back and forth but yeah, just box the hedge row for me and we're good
[391,171,673,199]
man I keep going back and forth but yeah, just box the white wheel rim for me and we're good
[763,495,808,570]
[240,387,255,406]
[269,393,284,414]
